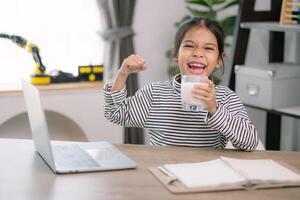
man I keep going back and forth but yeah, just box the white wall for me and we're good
[133,0,188,87]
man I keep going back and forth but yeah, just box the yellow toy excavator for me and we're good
[0,33,51,84]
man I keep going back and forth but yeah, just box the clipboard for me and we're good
[148,160,300,194]
[148,167,245,194]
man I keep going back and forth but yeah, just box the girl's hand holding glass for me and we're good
[192,78,217,114]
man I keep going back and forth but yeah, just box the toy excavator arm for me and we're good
[0,33,50,84]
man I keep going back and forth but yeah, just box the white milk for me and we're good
[181,82,206,106]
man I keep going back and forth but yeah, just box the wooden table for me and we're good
[0,138,299,200]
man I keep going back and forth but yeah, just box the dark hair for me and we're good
[172,17,225,84]
[173,17,224,61]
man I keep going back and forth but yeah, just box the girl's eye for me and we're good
[205,47,215,51]
[184,44,194,48]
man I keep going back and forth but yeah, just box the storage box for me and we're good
[235,63,300,109]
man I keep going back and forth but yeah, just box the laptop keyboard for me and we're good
[52,144,101,169]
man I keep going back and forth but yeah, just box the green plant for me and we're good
[168,0,240,77]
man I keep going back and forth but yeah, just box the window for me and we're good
[0,0,104,84]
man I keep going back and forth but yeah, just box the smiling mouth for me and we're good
[188,62,206,74]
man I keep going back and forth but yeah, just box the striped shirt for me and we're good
[103,74,258,151]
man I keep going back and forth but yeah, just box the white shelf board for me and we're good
[240,22,300,33]
[275,106,300,118]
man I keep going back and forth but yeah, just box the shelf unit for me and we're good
[229,0,300,150]
[238,22,300,120]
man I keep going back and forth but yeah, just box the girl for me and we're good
[103,17,258,151]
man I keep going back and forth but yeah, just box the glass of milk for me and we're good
[181,75,207,111]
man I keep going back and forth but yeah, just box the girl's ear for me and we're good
[171,48,178,63]
[216,53,225,69]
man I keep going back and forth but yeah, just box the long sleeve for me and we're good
[103,83,153,128]
[205,87,259,151]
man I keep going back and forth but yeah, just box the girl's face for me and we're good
[175,26,222,76]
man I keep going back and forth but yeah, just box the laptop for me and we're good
[21,79,137,174]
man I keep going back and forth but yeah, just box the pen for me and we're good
[157,166,178,185]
